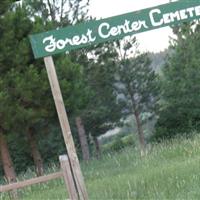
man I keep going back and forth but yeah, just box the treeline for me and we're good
[1,0,200,187]
[0,0,156,182]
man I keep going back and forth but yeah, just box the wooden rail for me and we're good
[0,171,63,193]
[0,155,79,200]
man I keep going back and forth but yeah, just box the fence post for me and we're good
[59,155,79,200]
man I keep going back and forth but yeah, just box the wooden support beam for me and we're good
[44,56,88,200]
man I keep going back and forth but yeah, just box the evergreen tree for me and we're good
[116,39,159,155]
[154,22,200,139]
[23,0,92,163]
[24,0,89,25]
[81,43,122,158]
[0,1,21,198]
[0,0,89,177]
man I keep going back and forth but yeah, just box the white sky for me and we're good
[88,0,175,52]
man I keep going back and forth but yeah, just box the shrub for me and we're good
[102,134,135,153]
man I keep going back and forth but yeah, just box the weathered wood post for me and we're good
[44,56,88,200]
[59,155,78,200]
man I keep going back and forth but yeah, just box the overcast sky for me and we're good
[88,0,176,52]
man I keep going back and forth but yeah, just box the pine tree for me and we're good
[0,1,21,198]
[116,39,159,155]
[154,22,200,139]
[81,43,122,158]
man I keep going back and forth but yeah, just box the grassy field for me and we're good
[2,134,200,200]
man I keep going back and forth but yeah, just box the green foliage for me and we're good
[117,52,159,118]
[2,134,200,199]
[81,43,123,138]
[0,7,33,74]
[154,22,200,140]
[23,0,89,25]
[0,3,90,174]
[102,134,135,153]
[0,0,16,16]
[0,7,37,133]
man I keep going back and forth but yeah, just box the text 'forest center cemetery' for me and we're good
[30,0,200,58]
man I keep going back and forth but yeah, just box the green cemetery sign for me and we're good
[30,0,200,58]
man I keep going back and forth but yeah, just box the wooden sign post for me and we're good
[44,56,88,200]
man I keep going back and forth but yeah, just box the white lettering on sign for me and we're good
[39,3,200,56]
[43,29,96,52]
[98,20,148,39]
[149,9,163,26]
[43,20,148,52]
[150,5,200,27]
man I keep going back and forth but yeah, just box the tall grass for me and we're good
[2,134,200,199]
